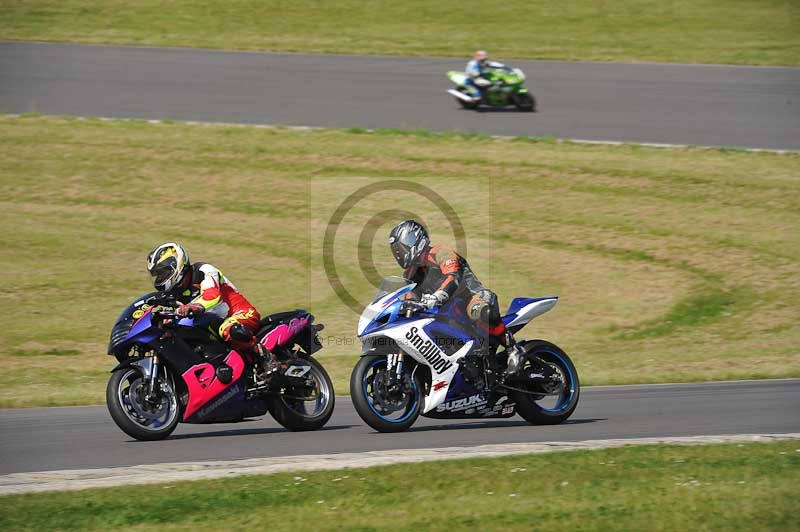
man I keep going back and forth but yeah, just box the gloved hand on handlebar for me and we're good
[176,303,205,317]
[421,290,449,309]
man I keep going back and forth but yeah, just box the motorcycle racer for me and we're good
[464,50,494,102]
[388,220,524,376]
[146,242,279,380]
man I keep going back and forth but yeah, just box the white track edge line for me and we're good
[4,113,796,154]
[2,433,798,495]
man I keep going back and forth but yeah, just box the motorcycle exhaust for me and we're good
[448,89,477,103]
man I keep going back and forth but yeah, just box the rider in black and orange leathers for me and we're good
[389,220,524,375]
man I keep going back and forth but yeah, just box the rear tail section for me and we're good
[447,71,468,86]
[503,297,558,331]
[257,310,323,355]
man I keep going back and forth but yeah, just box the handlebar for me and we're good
[151,305,178,318]
[151,304,200,320]
[150,306,200,326]
[401,300,429,317]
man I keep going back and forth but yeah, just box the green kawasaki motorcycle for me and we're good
[447,62,536,111]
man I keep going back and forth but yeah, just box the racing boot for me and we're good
[254,341,281,378]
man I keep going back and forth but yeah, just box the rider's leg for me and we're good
[469,291,523,376]
[465,78,482,100]
[221,312,280,378]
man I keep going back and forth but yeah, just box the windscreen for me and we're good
[372,276,411,302]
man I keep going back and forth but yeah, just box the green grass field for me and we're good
[1,114,798,407]
[2,0,799,65]
[1,442,798,531]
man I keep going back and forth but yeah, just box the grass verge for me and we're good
[1,1,799,65]
[1,114,798,407]
[1,442,798,531]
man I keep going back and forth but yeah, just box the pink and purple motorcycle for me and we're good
[106,292,334,440]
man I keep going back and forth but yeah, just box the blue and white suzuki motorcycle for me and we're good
[350,277,579,432]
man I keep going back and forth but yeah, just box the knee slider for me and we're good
[480,305,502,327]
[228,322,253,343]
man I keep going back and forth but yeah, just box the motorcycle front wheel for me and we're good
[268,357,335,431]
[514,92,536,112]
[106,366,180,441]
[350,354,424,433]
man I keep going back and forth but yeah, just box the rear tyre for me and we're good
[514,92,536,112]
[268,357,335,431]
[511,340,579,425]
[106,367,180,441]
[350,355,423,433]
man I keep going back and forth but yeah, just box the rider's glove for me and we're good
[176,303,204,317]
[421,290,449,309]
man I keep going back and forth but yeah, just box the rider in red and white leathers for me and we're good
[146,243,278,373]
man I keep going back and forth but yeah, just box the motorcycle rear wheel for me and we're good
[268,357,335,431]
[106,367,180,441]
[511,340,579,425]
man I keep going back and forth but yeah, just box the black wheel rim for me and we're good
[524,350,576,413]
[362,358,419,424]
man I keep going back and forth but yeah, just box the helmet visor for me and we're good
[150,258,177,285]
[390,231,421,268]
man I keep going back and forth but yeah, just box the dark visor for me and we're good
[150,259,176,283]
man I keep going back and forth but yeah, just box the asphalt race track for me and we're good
[1,380,799,476]
[1,42,799,484]
[1,42,799,150]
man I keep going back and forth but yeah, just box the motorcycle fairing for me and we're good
[358,284,415,336]
[424,387,517,420]
[503,297,558,331]
[108,293,222,357]
[182,350,246,421]
[108,298,161,356]
[363,317,473,414]
[423,359,517,419]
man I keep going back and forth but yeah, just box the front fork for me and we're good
[384,305,417,390]
[385,352,405,394]
[146,356,162,403]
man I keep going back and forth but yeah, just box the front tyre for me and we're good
[512,340,579,425]
[514,92,536,112]
[269,357,335,431]
[106,367,180,441]
[350,355,423,433]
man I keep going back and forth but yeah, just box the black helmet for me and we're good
[389,220,429,269]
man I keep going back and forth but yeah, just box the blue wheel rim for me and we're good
[363,358,419,423]
[536,349,576,413]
